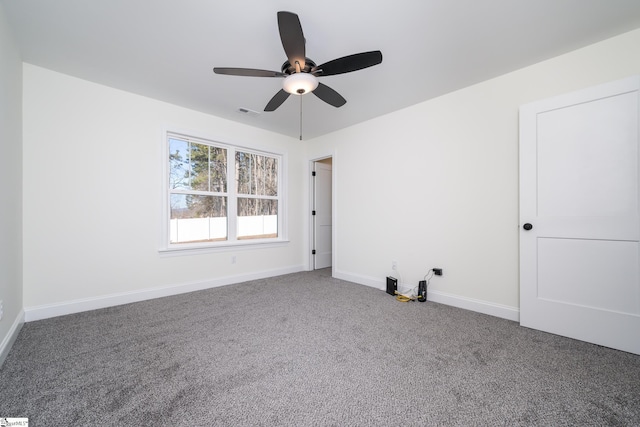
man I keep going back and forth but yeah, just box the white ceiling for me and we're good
[4,0,640,140]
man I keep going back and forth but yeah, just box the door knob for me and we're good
[523,223,533,230]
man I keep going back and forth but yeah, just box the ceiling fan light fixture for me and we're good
[283,72,318,95]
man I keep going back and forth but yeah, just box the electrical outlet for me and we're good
[392,261,397,270]
[231,255,237,264]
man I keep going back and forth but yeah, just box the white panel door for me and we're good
[520,76,640,355]
[313,161,332,269]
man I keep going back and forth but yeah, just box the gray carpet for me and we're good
[1,269,639,426]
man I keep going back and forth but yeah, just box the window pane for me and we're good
[170,194,227,243]
[169,138,190,190]
[262,156,278,196]
[235,151,278,196]
[236,151,251,195]
[170,139,227,193]
[210,146,227,193]
[190,142,210,191]
[237,198,278,239]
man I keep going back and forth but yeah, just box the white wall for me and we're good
[307,28,640,320]
[0,3,24,362]
[22,65,305,319]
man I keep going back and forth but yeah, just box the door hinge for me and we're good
[312,171,316,176]
[312,210,316,216]
[312,249,316,255]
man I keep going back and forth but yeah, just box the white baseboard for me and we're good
[334,269,519,322]
[0,309,25,367]
[23,265,519,324]
[334,270,385,291]
[24,265,305,322]
[426,289,519,322]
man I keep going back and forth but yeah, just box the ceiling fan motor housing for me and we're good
[281,58,316,75]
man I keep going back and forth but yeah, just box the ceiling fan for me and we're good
[213,11,383,113]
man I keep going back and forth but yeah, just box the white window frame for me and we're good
[160,129,288,255]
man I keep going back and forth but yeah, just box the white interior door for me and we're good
[313,160,332,269]
[520,76,640,355]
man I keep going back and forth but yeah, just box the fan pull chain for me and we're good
[299,94,303,141]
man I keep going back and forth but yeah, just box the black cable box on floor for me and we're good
[386,276,398,296]
[418,280,427,302]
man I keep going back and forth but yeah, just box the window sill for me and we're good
[158,239,290,257]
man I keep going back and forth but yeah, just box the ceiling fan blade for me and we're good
[214,67,286,77]
[314,51,383,76]
[277,11,306,70]
[264,89,290,112]
[313,83,346,108]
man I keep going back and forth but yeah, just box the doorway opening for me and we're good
[310,157,332,270]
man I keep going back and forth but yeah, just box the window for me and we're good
[235,151,279,240]
[164,132,285,250]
